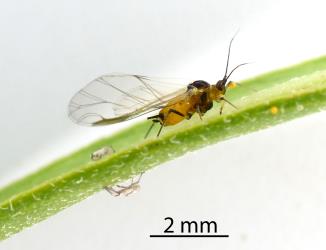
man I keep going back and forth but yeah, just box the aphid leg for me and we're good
[146,115,161,138]
[221,97,238,110]
[157,124,164,137]
[219,100,225,115]
[144,121,156,139]
[218,97,237,115]
[157,109,185,137]
[168,109,185,118]
[134,172,144,184]
[196,105,203,120]
[147,114,161,120]
[104,186,120,196]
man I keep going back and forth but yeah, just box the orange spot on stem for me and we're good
[270,106,279,115]
[228,82,237,89]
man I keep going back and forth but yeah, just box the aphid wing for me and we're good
[68,74,187,126]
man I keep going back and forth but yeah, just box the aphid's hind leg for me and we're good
[147,114,161,120]
[157,124,164,137]
[144,121,156,139]
[157,109,185,137]
[219,100,225,115]
[145,114,161,139]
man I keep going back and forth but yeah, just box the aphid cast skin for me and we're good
[90,147,144,197]
[91,146,115,161]
[104,173,143,197]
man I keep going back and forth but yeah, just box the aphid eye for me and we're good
[187,84,195,90]
[216,80,224,91]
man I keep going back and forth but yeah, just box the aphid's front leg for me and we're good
[195,105,203,120]
[219,100,225,115]
[221,97,237,111]
[219,97,238,115]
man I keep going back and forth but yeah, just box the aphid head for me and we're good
[216,79,227,92]
[216,35,248,93]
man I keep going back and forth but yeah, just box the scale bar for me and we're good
[150,234,229,238]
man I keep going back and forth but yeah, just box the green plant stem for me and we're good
[0,56,326,240]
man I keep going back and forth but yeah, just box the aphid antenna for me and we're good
[222,32,237,81]
[219,30,250,86]
[225,62,250,81]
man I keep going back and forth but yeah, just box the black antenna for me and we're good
[223,30,239,80]
[223,37,234,79]
[226,62,250,81]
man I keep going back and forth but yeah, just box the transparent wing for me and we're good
[68,74,189,126]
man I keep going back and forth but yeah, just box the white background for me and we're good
[0,0,326,249]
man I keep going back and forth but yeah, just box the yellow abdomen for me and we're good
[159,100,193,126]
